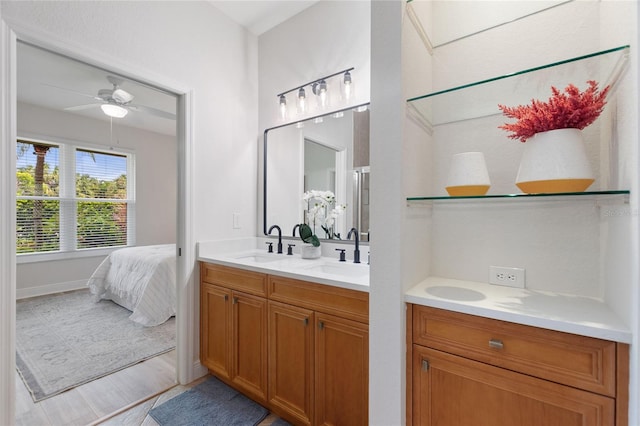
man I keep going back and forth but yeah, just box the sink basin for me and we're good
[425,286,485,302]
[300,262,369,278]
[232,253,284,263]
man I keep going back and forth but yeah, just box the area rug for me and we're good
[16,289,175,402]
[149,376,269,426]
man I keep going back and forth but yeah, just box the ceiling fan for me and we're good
[49,76,175,120]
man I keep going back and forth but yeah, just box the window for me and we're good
[16,139,135,256]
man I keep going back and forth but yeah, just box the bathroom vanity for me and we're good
[405,280,630,425]
[198,242,369,426]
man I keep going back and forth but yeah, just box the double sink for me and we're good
[225,250,370,284]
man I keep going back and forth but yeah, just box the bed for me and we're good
[87,244,176,326]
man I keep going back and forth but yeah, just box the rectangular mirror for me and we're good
[264,104,370,242]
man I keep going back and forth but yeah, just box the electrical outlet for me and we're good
[489,266,525,288]
[232,213,241,229]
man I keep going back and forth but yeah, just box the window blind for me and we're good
[16,139,135,255]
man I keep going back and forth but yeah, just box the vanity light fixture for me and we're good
[342,70,352,101]
[312,79,328,109]
[297,87,306,113]
[276,67,354,121]
[279,94,287,120]
[101,103,128,118]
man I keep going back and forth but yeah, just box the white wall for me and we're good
[1,0,258,421]
[2,0,259,237]
[258,0,371,236]
[16,101,177,296]
[402,0,639,423]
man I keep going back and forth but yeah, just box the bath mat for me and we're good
[149,376,269,426]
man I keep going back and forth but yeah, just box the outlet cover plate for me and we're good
[489,266,525,288]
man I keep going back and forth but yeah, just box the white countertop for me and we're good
[405,276,632,343]
[197,239,369,293]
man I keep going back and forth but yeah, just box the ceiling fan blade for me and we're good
[128,104,176,120]
[42,83,101,101]
[64,103,102,111]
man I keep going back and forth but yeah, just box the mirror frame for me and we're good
[263,102,370,240]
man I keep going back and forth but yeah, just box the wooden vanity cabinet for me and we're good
[268,274,369,426]
[408,305,629,426]
[268,301,315,425]
[200,262,369,426]
[200,263,268,404]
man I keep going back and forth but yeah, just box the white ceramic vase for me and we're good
[515,128,594,193]
[445,152,491,196]
[300,244,321,259]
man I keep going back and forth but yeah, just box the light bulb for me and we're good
[314,79,328,110]
[297,87,306,114]
[342,71,353,101]
[279,94,287,120]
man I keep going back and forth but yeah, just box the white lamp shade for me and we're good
[101,103,128,118]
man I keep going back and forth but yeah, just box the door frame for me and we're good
[0,15,200,424]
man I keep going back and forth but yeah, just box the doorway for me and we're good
[1,25,195,424]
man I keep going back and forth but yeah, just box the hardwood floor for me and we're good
[16,349,282,425]
[15,350,178,426]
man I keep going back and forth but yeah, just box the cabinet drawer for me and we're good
[412,305,616,397]
[268,275,368,323]
[201,263,267,297]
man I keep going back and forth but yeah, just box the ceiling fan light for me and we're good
[101,103,128,118]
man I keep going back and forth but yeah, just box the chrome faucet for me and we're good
[347,227,360,264]
[268,225,283,254]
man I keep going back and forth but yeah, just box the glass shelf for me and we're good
[407,45,630,127]
[407,190,630,205]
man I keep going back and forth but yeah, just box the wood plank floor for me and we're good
[15,350,178,426]
[16,349,281,425]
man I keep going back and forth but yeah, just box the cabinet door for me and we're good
[315,313,368,426]
[412,345,615,426]
[268,301,314,426]
[232,291,268,403]
[200,283,232,380]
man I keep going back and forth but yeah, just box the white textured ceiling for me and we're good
[209,0,319,35]
[17,42,178,136]
[16,2,319,136]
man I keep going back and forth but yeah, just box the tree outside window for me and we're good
[16,140,134,255]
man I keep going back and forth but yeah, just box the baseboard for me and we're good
[190,360,209,384]
[16,279,87,300]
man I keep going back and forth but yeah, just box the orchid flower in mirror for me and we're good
[302,190,346,241]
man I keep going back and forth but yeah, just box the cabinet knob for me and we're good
[224,294,228,301]
[318,321,324,330]
[233,296,239,304]
[489,338,504,349]
[303,317,309,326]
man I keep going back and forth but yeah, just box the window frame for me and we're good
[16,134,136,263]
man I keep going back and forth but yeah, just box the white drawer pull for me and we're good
[489,339,504,349]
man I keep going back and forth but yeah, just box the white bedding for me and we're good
[87,244,176,326]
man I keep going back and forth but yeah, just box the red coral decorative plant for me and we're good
[498,80,610,142]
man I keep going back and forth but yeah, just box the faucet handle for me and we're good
[335,248,346,262]
[266,242,273,253]
[287,244,295,256]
